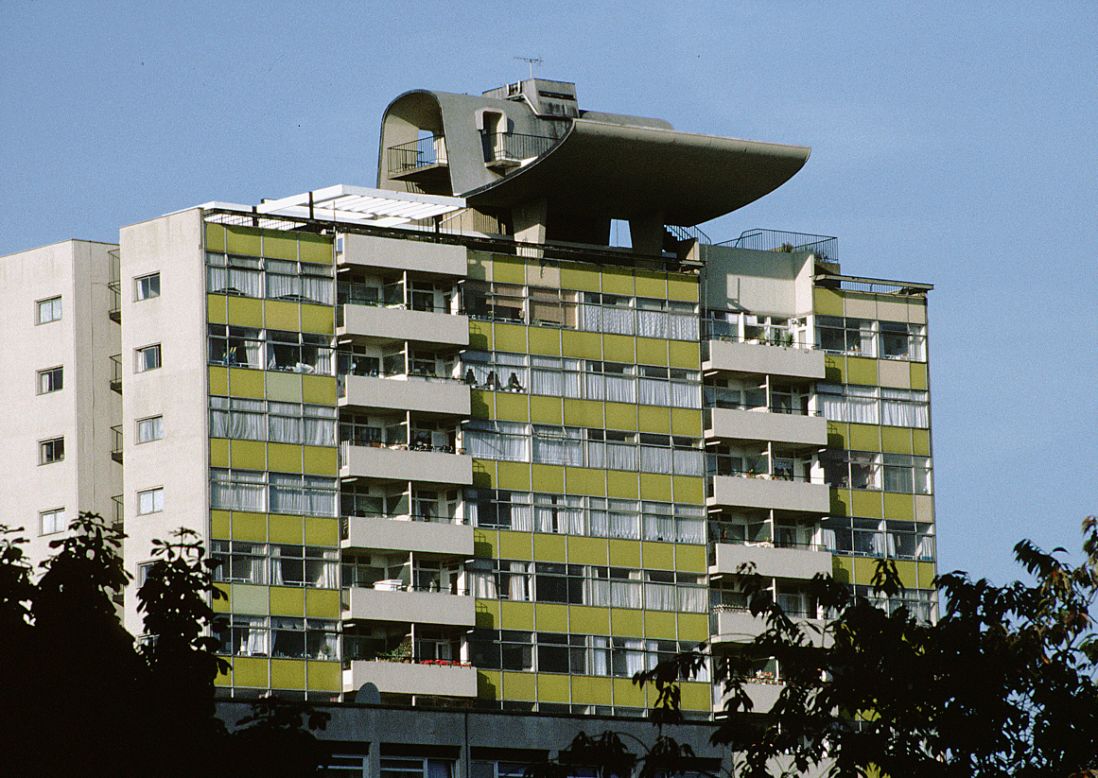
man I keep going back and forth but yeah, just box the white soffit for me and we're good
[255,185,465,227]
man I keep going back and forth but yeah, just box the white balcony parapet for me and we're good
[342,516,473,557]
[714,680,784,715]
[340,233,468,277]
[343,659,477,697]
[340,374,471,416]
[339,304,469,347]
[711,542,833,580]
[341,444,473,486]
[709,475,830,514]
[707,407,827,447]
[705,339,825,380]
[343,586,476,627]
[711,607,829,647]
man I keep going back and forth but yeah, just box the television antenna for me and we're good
[514,55,543,79]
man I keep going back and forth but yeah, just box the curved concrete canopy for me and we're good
[465,119,811,226]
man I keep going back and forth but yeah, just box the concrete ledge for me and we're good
[708,475,829,514]
[341,233,468,277]
[341,445,473,485]
[710,542,832,580]
[342,517,473,556]
[705,340,825,379]
[340,375,470,416]
[340,305,469,347]
[343,586,476,626]
[707,407,827,447]
[343,659,477,697]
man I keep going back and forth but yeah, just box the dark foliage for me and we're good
[0,512,328,776]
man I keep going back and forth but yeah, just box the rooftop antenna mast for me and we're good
[514,55,543,79]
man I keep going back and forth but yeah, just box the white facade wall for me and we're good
[119,210,209,633]
[0,240,120,567]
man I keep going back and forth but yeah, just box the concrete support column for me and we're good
[629,211,666,256]
[512,199,547,258]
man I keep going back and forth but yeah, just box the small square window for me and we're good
[138,487,164,515]
[136,344,162,372]
[39,437,64,465]
[40,508,67,536]
[136,415,164,443]
[137,562,155,585]
[37,366,63,394]
[36,296,62,324]
[135,272,161,301]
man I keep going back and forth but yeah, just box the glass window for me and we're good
[136,344,161,372]
[37,366,63,394]
[137,487,164,515]
[135,272,161,301]
[39,508,67,535]
[136,415,164,443]
[38,437,64,465]
[36,296,62,324]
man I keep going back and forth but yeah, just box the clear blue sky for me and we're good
[3,1,1095,584]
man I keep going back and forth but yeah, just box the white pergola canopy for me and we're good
[199,185,465,229]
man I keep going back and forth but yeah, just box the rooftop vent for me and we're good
[483,78,579,119]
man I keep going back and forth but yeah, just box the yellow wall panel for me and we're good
[608,539,641,568]
[228,368,265,398]
[268,514,304,544]
[611,608,643,637]
[564,467,606,496]
[641,542,675,570]
[225,226,262,256]
[563,399,603,427]
[212,584,231,613]
[637,406,670,433]
[493,323,527,352]
[912,429,932,456]
[814,287,844,316]
[606,470,639,499]
[568,537,609,566]
[269,587,305,616]
[846,357,878,385]
[604,402,637,431]
[530,396,562,425]
[634,271,666,299]
[537,673,571,703]
[570,605,610,634]
[262,233,298,261]
[600,269,634,295]
[267,443,301,473]
[880,426,913,454]
[666,276,699,302]
[298,233,334,264]
[668,340,700,369]
[264,300,299,330]
[535,603,569,632]
[477,670,501,699]
[496,461,532,491]
[476,599,500,628]
[562,330,602,359]
[676,613,709,642]
[602,334,634,363]
[531,464,565,493]
[612,677,645,707]
[679,682,711,711]
[207,293,227,324]
[303,445,338,476]
[560,265,602,292]
[644,611,677,639]
[300,304,334,334]
[501,671,536,700]
[639,473,673,502]
[851,490,883,518]
[469,320,493,350]
[571,675,612,705]
[210,510,231,539]
[848,424,880,451]
[533,533,567,562]
[208,365,229,396]
[672,476,704,504]
[231,657,269,688]
[230,439,266,470]
[206,223,227,253]
[910,362,929,390]
[883,492,915,521]
[831,555,855,584]
[495,392,529,422]
[675,545,707,573]
[307,661,342,691]
[306,589,341,619]
[492,256,526,284]
[528,327,561,355]
[301,375,336,404]
[500,602,535,631]
[635,337,667,366]
[209,438,230,468]
[270,659,306,690]
[304,517,339,547]
[231,512,267,542]
[227,296,263,327]
[670,408,702,436]
[498,531,533,559]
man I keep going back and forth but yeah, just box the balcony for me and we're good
[706,407,827,448]
[338,303,469,348]
[110,425,123,464]
[339,374,470,417]
[339,233,467,277]
[342,515,473,557]
[714,679,783,715]
[710,542,832,581]
[708,474,829,514]
[343,659,477,698]
[481,132,557,171]
[704,339,825,380]
[109,354,122,394]
[387,135,449,185]
[710,605,830,649]
[343,585,475,627]
[340,443,473,486]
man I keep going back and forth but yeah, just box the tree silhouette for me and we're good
[0,512,328,775]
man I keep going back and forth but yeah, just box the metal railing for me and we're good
[109,354,122,394]
[667,223,711,246]
[717,229,838,260]
[111,495,124,531]
[387,135,446,176]
[481,132,557,166]
[108,249,121,322]
[110,425,123,464]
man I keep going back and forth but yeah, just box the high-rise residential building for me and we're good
[3,78,935,727]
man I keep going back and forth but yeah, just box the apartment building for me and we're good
[4,79,935,729]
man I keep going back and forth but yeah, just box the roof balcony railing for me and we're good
[110,425,123,464]
[387,135,447,177]
[716,229,838,261]
[481,132,557,168]
[109,354,123,394]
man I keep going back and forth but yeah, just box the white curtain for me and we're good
[304,476,337,517]
[533,432,583,466]
[644,514,675,542]
[640,446,673,475]
[645,582,677,611]
[677,518,705,544]
[230,268,262,297]
[266,272,299,299]
[590,637,610,676]
[584,371,606,401]
[670,381,700,409]
[637,309,667,339]
[611,581,643,609]
[639,378,669,407]
[589,510,609,538]
[678,587,707,613]
[601,306,634,335]
[300,275,333,305]
[507,562,530,601]
[673,449,703,476]
[243,619,268,656]
[606,442,636,471]
[578,303,602,332]
[531,369,562,396]
[609,513,640,540]
[605,375,634,403]
[472,569,497,598]
[270,474,307,515]
[667,314,699,341]
[207,266,229,294]
[849,386,879,424]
